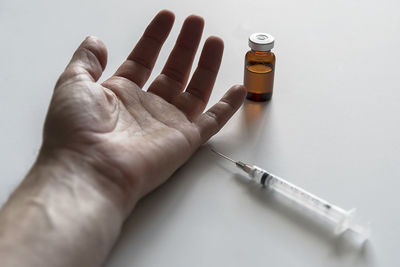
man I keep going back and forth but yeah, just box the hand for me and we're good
[0,10,246,267]
[43,10,246,211]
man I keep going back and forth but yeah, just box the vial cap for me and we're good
[248,33,274,51]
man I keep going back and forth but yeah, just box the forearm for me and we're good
[0,150,130,267]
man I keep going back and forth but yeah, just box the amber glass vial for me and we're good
[244,33,276,101]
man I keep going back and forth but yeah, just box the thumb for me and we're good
[56,36,108,87]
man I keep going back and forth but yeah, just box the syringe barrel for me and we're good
[251,167,348,225]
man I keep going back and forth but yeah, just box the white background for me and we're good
[1,0,399,266]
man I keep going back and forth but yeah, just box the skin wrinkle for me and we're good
[158,73,184,89]
[56,69,93,89]
[182,68,219,107]
[140,33,165,48]
[71,141,134,203]
[84,152,135,208]
[162,64,189,85]
[194,65,218,78]
[128,55,154,72]
[124,90,148,131]
[77,47,102,79]
[107,76,187,138]
[103,87,119,112]
[204,109,220,131]
[115,59,151,87]
[108,88,196,194]
[132,93,195,151]
[149,74,185,100]
[173,41,199,54]
[197,62,220,74]
[161,45,201,87]
[59,89,119,136]
[202,100,235,134]
[179,88,208,107]
[90,89,120,133]
[112,111,142,134]
[81,37,108,70]
[90,131,152,201]
[220,98,237,112]
[75,64,97,82]
[139,92,197,148]
[43,147,129,212]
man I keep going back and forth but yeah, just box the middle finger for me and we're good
[147,15,204,101]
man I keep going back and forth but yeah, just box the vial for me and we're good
[244,33,276,101]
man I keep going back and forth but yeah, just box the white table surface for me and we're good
[1,0,399,266]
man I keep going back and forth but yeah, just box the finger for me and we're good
[111,10,175,88]
[172,36,224,120]
[56,36,107,87]
[195,85,246,143]
[147,15,204,101]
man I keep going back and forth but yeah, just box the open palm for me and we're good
[42,10,245,206]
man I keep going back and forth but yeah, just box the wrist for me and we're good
[34,146,135,217]
[0,147,128,267]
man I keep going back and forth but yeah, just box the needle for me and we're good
[210,148,237,163]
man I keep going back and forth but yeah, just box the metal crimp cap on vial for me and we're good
[248,33,274,51]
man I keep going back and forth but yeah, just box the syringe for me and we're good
[211,148,370,239]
